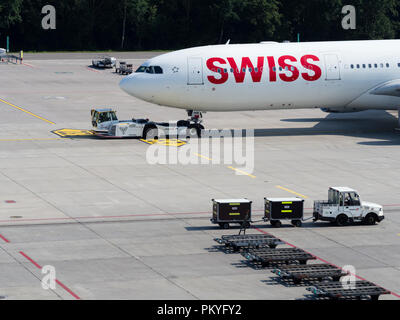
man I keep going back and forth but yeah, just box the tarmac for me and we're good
[0,52,399,300]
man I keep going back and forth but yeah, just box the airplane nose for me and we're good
[119,76,133,94]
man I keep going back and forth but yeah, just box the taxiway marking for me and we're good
[227,166,256,178]
[19,251,81,300]
[276,185,309,199]
[195,153,213,161]
[0,98,55,124]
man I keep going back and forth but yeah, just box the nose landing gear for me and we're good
[186,110,205,138]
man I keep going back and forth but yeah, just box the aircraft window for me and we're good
[356,64,360,68]
[362,64,366,68]
[374,64,378,68]
[242,68,246,72]
[380,63,384,68]
[223,69,228,73]
[350,64,354,69]
[279,67,283,71]
[145,66,154,74]
[368,64,372,68]
[217,68,221,73]
[249,68,253,72]
[153,66,163,74]
[136,66,146,73]
[254,68,258,72]
[230,68,234,73]
[398,63,400,67]
[273,67,276,72]
[386,63,390,68]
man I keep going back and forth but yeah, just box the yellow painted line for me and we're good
[0,138,61,142]
[195,153,213,161]
[227,166,256,178]
[0,98,55,124]
[276,185,308,199]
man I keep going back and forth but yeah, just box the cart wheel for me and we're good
[292,220,302,228]
[274,221,282,228]
[219,223,229,229]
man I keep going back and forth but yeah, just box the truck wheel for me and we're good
[143,127,159,140]
[364,213,377,225]
[336,214,349,226]
[221,223,230,229]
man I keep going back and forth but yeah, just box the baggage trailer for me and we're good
[264,198,304,228]
[241,248,316,267]
[211,199,252,229]
[272,264,349,284]
[307,280,390,300]
[214,234,284,251]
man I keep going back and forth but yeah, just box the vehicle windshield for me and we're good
[98,111,117,123]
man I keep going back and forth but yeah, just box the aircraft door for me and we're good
[324,54,341,80]
[187,57,204,85]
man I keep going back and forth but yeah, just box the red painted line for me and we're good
[22,62,36,68]
[86,67,101,73]
[19,251,80,300]
[0,210,211,223]
[254,227,400,299]
[19,251,42,269]
[0,234,10,243]
[56,279,81,300]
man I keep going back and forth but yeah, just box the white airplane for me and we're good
[119,40,400,128]
[0,48,6,57]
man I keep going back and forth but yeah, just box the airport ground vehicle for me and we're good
[313,187,384,226]
[211,199,252,229]
[91,108,203,139]
[116,61,133,75]
[92,55,116,68]
[264,198,304,228]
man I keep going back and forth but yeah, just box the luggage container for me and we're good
[211,199,252,229]
[264,198,304,228]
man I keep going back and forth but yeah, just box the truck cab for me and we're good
[313,187,384,226]
[91,108,119,133]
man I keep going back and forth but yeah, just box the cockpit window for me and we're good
[136,66,146,73]
[136,65,163,74]
[154,66,163,74]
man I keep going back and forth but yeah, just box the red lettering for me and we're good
[300,55,321,81]
[267,56,277,82]
[278,55,299,82]
[227,57,264,83]
[206,58,228,84]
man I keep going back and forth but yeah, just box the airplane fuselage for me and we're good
[119,40,400,112]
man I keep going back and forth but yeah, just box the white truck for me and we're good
[313,187,384,226]
[91,108,203,139]
[92,55,116,68]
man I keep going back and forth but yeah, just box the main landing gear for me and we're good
[186,110,205,138]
